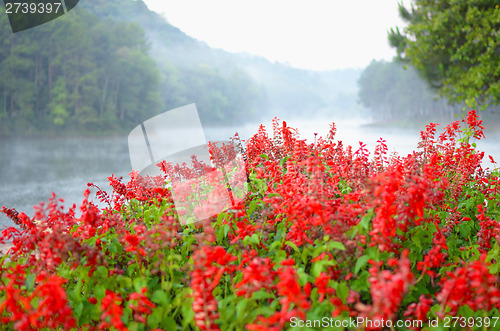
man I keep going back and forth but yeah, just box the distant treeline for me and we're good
[80,0,364,122]
[358,60,500,124]
[0,5,264,135]
[0,8,161,134]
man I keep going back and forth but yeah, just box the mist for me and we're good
[1,0,499,229]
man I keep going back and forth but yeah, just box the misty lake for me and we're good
[2,117,500,229]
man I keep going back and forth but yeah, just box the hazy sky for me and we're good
[141,0,410,71]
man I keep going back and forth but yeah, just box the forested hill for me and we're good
[0,4,164,135]
[80,0,363,120]
[0,0,361,135]
[357,59,500,127]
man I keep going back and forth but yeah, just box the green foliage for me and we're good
[0,5,164,135]
[0,0,269,135]
[389,1,500,109]
[2,116,500,329]
[80,0,266,126]
[358,59,500,124]
[82,0,366,122]
[48,78,69,126]
[358,60,459,122]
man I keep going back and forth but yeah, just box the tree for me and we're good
[0,4,164,135]
[358,60,462,122]
[389,1,500,108]
[48,78,69,126]
[0,0,267,135]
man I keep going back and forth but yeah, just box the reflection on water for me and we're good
[1,117,499,229]
[0,136,131,229]
[206,117,500,163]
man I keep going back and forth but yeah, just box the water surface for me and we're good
[1,117,499,229]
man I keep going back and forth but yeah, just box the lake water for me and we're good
[1,117,499,229]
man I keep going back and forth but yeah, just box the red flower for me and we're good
[0,270,76,330]
[128,288,155,324]
[235,257,276,297]
[99,290,127,331]
[191,246,236,330]
[404,295,433,322]
[417,223,448,276]
[357,250,414,324]
[436,255,500,316]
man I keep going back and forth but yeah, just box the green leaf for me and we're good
[351,270,370,292]
[429,303,442,317]
[301,246,313,265]
[297,267,309,286]
[161,316,177,330]
[251,233,260,244]
[253,306,276,317]
[311,261,325,278]
[285,240,300,254]
[151,290,169,306]
[459,220,473,238]
[336,281,349,303]
[147,307,163,329]
[95,265,108,278]
[252,290,274,301]
[269,241,283,252]
[236,299,247,317]
[133,277,148,293]
[108,241,120,254]
[457,305,475,318]
[223,224,230,238]
[117,276,132,289]
[248,200,258,216]
[327,241,346,251]
[25,273,36,291]
[72,279,84,301]
[359,211,373,231]
[243,233,260,246]
[275,250,287,265]
[354,255,369,275]
[148,276,160,289]
[73,302,84,319]
[94,285,105,300]
[279,156,288,168]
[259,154,269,160]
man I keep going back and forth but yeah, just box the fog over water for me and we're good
[1,117,499,230]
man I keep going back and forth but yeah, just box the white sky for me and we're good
[141,0,410,71]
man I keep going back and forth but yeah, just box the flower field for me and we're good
[1,110,500,330]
